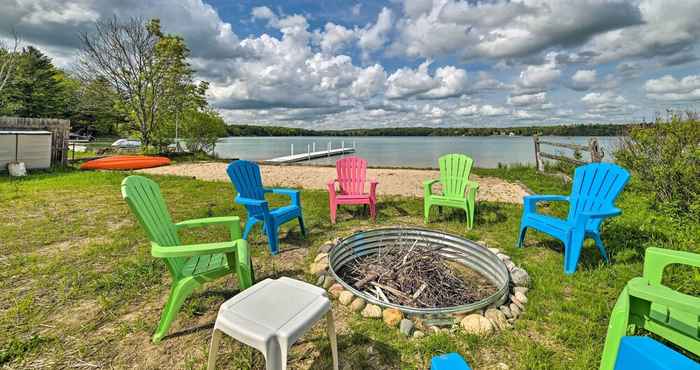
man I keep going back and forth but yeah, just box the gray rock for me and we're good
[515,291,528,305]
[399,319,414,336]
[485,308,508,330]
[510,294,525,310]
[316,274,326,286]
[509,303,521,318]
[339,291,354,305]
[412,330,425,338]
[504,260,516,271]
[460,314,494,336]
[496,253,511,261]
[319,242,333,253]
[510,267,530,287]
[350,297,366,312]
[487,247,499,254]
[361,304,382,318]
[513,286,529,295]
[314,252,329,263]
[323,276,335,289]
[499,305,513,319]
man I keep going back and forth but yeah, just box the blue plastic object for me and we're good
[614,336,700,370]
[517,163,630,274]
[226,160,306,255]
[430,353,472,370]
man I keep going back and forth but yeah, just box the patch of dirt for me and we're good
[30,236,112,257]
[138,162,530,204]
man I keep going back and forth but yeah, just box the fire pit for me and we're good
[327,227,510,316]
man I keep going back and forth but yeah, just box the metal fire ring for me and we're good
[328,227,510,316]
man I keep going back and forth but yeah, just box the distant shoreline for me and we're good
[224,122,640,138]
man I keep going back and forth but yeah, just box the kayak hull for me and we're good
[80,155,171,170]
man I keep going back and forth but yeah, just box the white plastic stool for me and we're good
[208,277,339,370]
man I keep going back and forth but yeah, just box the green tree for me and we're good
[0,46,73,118]
[180,108,226,153]
[78,17,199,147]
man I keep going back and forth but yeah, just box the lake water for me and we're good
[213,136,622,169]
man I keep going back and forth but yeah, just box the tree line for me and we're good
[226,123,634,137]
[0,18,225,152]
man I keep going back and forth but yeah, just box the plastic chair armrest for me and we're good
[151,240,246,258]
[643,247,700,285]
[628,278,700,316]
[424,179,440,195]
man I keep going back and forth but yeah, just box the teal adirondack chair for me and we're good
[517,163,629,274]
[424,154,479,228]
[600,247,700,370]
[121,176,254,343]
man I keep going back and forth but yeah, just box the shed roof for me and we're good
[0,130,52,135]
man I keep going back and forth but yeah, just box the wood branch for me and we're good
[540,152,587,165]
[539,140,590,152]
[375,286,389,303]
[412,284,427,300]
[354,272,378,289]
[371,282,413,303]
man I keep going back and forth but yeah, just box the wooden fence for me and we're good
[0,117,70,166]
[533,135,604,172]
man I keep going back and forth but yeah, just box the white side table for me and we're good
[208,277,339,370]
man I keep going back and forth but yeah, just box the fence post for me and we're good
[328,142,331,157]
[588,138,604,162]
[307,144,310,160]
[534,135,544,172]
[291,144,294,156]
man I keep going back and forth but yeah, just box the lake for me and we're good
[213,136,622,169]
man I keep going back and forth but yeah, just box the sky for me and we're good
[1,0,700,129]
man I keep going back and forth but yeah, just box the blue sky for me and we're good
[2,0,700,129]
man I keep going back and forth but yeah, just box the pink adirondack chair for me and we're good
[327,156,378,224]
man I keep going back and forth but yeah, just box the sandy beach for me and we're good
[138,162,530,203]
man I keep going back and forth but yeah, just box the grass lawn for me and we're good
[0,167,698,369]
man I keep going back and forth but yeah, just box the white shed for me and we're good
[0,130,53,170]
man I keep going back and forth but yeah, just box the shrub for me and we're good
[615,113,700,218]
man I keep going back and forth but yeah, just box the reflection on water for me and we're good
[213,136,621,169]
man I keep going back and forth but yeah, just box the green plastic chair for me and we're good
[600,247,700,370]
[121,176,254,343]
[424,154,479,229]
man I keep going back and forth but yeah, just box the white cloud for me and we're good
[351,64,386,99]
[644,74,700,101]
[581,91,628,113]
[455,104,508,117]
[385,61,470,100]
[508,92,547,106]
[570,69,597,91]
[517,54,561,90]
[319,23,355,54]
[357,7,393,58]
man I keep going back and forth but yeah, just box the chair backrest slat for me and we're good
[567,163,630,228]
[227,160,267,214]
[122,176,185,272]
[439,154,473,198]
[336,156,367,195]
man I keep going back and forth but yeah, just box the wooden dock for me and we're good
[264,147,355,164]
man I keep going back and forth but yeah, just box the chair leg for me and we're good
[153,279,196,343]
[263,339,283,370]
[564,233,585,275]
[517,225,528,248]
[468,202,476,229]
[297,215,306,237]
[326,310,339,370]
[207,329,223,370]
[330,202,337,224]
[266,221,279,255]
[423,201,431,224]
[243,219,256,240]
[369,201,377,222]
[592,233,610,263]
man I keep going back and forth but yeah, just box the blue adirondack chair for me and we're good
[226,160,306,255]
[517,163,630,274]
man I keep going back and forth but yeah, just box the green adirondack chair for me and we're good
[600,247,700,370]
[121,176,254,343]
[424,154,479,228]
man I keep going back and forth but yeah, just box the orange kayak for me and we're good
[80,155,171,170]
